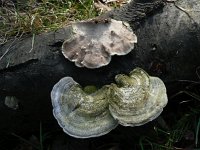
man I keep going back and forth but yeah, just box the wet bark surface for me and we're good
[0,0,200,136]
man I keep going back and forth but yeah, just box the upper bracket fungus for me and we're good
[62,18,137,69]
[51,77,118,138]
[51,68,168,138]
[108,68,168,126]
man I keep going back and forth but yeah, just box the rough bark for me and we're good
[0,0,200,134]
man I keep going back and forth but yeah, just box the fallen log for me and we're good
[0,0,200,134]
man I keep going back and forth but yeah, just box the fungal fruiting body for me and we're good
[62,19,137,68]
[51,68,168,138]
[108,68,168,126]
[51,77,118,138]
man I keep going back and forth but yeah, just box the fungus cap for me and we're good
[108,68,168,126]
[51,77,118,138]
[62,19,137,69]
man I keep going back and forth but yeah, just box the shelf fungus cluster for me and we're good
[62,18,137,68]
[51,68,168,138]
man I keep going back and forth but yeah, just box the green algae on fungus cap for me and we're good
[51,77,118,138]
[51,68,168,138]
[62,18,137,69]
[108,68,168,126]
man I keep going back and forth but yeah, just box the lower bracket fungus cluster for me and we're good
[62,18,137,69]
[51,68,168,138]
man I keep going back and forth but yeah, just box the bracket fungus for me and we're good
[62,19,137,68]
[51,77,118,138]
[51,68,168,138]
[108,68,168,126]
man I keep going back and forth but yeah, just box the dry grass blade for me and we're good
[0,0,102,45]
[10,133,40,150]
[170,90,200,102]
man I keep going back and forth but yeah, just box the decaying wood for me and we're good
[0,0,200,133]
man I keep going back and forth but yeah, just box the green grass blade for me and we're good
[40,122,43,150]
[195,117,200,147]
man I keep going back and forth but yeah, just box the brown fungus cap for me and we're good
[62,19,137,69]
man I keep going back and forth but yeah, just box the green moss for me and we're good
[83,85,97,94]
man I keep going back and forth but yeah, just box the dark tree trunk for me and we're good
[0,0,200,134]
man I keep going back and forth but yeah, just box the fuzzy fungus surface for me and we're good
[62,18,137,69]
